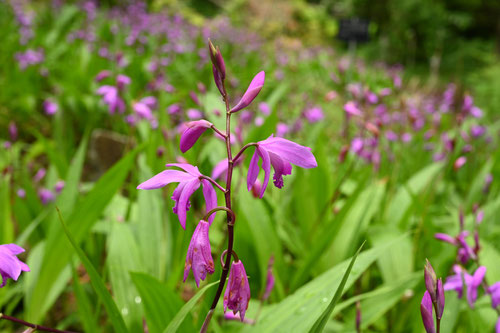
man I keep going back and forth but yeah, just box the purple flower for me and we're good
[183,220,214,287]
[487,282,500,308]
[224,312,255,324]
[97,86,125,114]
[420,291,435,333]
[167,103,182,115]
[17,188,26,199]
[137,163,217,229]
[54,180,65,194]
[258,102,270,115]
[116,74,131,90]
[180,120,213,153]
[33,168,46,182]
[304,107,324,123]
[187,109,203,120]
[437,279,445,319]
[424,260,437,302]
[263,256,275,301]
[223,260,251,320]
[230,71,265,113]
[95,70,111,82]
[385,131,398,142]
[470,125,486,138]
[0,244,30,287]
[444,265,486,308]
[43,100,58,115]
[8,122,18,141]
[246,135,317,197]
[344,101,363,117]
[276,123,289,137]
[454,156,467,170]
[38,188,55,205]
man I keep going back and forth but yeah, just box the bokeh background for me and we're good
[1,0,500,332]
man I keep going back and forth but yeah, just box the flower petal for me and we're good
[165,163,201,177]
[258,147,271,198]
[137,170,193,190]
[259,136,317,168]
[201,180,218,225]
[180,120,213,153]
[230,71,265,113]
[176,179,201,229]
[247,150,260,191]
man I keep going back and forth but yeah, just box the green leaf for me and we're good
[245,234,409,333]
[57,209,128,333]
[71,264,100,333]
[163,281,219,333]
[107,222,144,332]
[27,145,142,322]
[131,273,194,333]
[386,162,443,228]
[308,242,364,332]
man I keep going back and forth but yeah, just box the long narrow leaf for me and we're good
[57,209,128,333]
[309,242,365,333]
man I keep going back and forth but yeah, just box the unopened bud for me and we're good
[424,259,437,302]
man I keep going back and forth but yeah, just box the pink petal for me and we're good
[137,170,194,190]
[230,71,265,113]
[179,120,213,153]
[201,180,218,225]
[176,179,201,229]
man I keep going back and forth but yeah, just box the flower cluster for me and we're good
[435,208,500,330]
[137,40,317,327]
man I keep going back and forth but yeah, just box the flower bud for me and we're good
[183,220,215,287]
[436,278,445,319]
[420,291,435,333]
[223,260,251,320]
[424,259,437,302]
[208,39,225,79]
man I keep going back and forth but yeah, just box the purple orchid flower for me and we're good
[9,122,18,141]
[444,265,486,308]
[97,86,125,114]
[488,282,500,308]
[230,71,265,113]
[224,312,255,324]
[38,188,55,205]
[137,163,217,229]
[0,244,30,287]
[180,120,213,153]
[116,74,131,90]
[263,256,275,301]
[43,99,58,115]
[421,291,435,333]
[303,107,324,123]
[187,108,203,120]
[344,101,363,117]
[246,135,317,198]
[183,220,214,287]
[435,230,476,264]
[223,260,251,320]
[95,70,111,82]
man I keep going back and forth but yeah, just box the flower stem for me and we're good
[0,313,76,333]
[200,81,235,333]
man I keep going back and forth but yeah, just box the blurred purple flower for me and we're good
[263,256,275,301]
[187,109,203,120]
[183,220,214,287]
[43,100,58,115]
[97,86,125,114]
[17,188,26,199]
[223,260,251,320]
[38,188,55,205]
[276,123,289,137]
[95,70,111,82]
[116,74,131,90]
[167,104,182,115]
[0,244,30,287]
[454,156,467,170]
[137,163,217,229]
[444,265,486,308]
[33,168,46,183]
[8,122,18,142]
[304,107,324,123]
[258,102,270,115]
[246,135,317,197]
[54,181,65,194]
[344,101,363,117]
[488,282,500,308]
